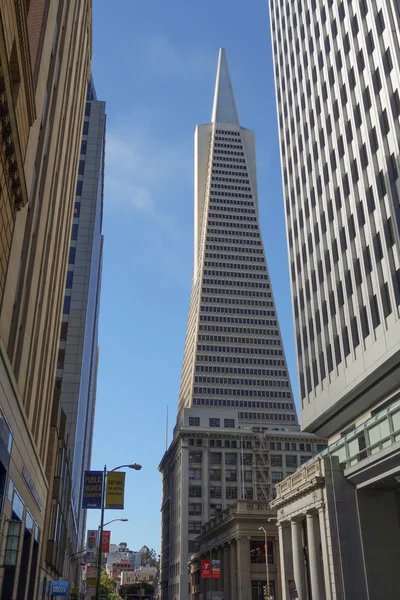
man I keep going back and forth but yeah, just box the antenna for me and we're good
[165,406,169,451]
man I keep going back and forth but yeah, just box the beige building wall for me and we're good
[0,0,92,597]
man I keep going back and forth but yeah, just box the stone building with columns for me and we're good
[189,500,280,600]
[271,399,400,600]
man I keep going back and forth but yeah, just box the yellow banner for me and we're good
[105,471,125,509]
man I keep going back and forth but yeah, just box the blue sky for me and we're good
[86,0,297,553]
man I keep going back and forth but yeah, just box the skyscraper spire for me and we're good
[211,48,239,125]
[178,48,298,428]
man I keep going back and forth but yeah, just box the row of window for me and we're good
[199,316,281,329]
[202,278,270,289]
[192,392,292,407]
[208,197,254,207]
[198,331,276,341]
[194,376,289,388]
[202,289,272,299]
[206,236,262,246]
[197,345,284,355]
[201,307,274,319]
[201,296,274,309]
[193,388,293,400]
[196,354,286,365]
[239,411,297,421]
[205,245,263,254]
[203,263,267,273]
[195,366,287,377]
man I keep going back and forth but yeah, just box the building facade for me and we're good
[188,499,279,600]
[270,1,400,599]
[0,1,92,598]
[41,75,105,589]
[159,48,324,600]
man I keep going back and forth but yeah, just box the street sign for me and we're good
[51,581,68,596]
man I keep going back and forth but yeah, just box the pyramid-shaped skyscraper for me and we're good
[159,50,317,600]
[177,49,298,428]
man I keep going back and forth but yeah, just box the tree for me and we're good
[70,583,79,600]
[99,569,117,599]
[140,546,159,568]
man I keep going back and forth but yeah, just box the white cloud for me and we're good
[137,34,214,81]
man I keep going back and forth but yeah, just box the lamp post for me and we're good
[95,463,142,600]
[259,527,272,600]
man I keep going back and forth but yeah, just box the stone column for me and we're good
[306,513,325,600]
[278,523,294,600]
[236,537,251,600]
[223,545,230,598]
[229,541,237,600]
[291,519,306,600]
[318,507,332,600]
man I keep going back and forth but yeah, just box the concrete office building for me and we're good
[159,49,323,600]
[270,1,400,599]
[0,1,91,598]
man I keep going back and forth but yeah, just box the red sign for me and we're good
[101,530,111,553]
[201,560,211,578]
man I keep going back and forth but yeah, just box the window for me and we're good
[76,180,83,196]
[189,487,201,498]
[189,417,200,426]
[225,470,237,482]
[270,455,282,467]
[188,504,202,516]
[63,296,71,315]
[226,487,237,500]
[286,455,298,468]
[80,141,87,155]
[69,247,76,264]
[71,223,79,241]
[83,121,89,135]
[209,418,220,428]
[272,471,283,484]
[225,453,237,465]
[250,540,274,564]
[66,271,73,289]
[209,453,221,465]
[188,522,202,534]
[244,470,252,482]
[210,487,222,499]
[209,504,222,516]
[224,419,235,428]
[189,452,202,464]
[242,453,252,465]
[209,469,221,481]
[189,469,201,480]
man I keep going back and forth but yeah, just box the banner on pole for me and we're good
[102,530,111,553]
[211,559,220,579]
[86,530,98,553]
[201,560,211,579]
[82,471,103,509]
[105,471,126,509]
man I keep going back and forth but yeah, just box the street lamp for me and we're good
[259,527,272,600]
[104,518,129,527]
[95,464,142,600]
